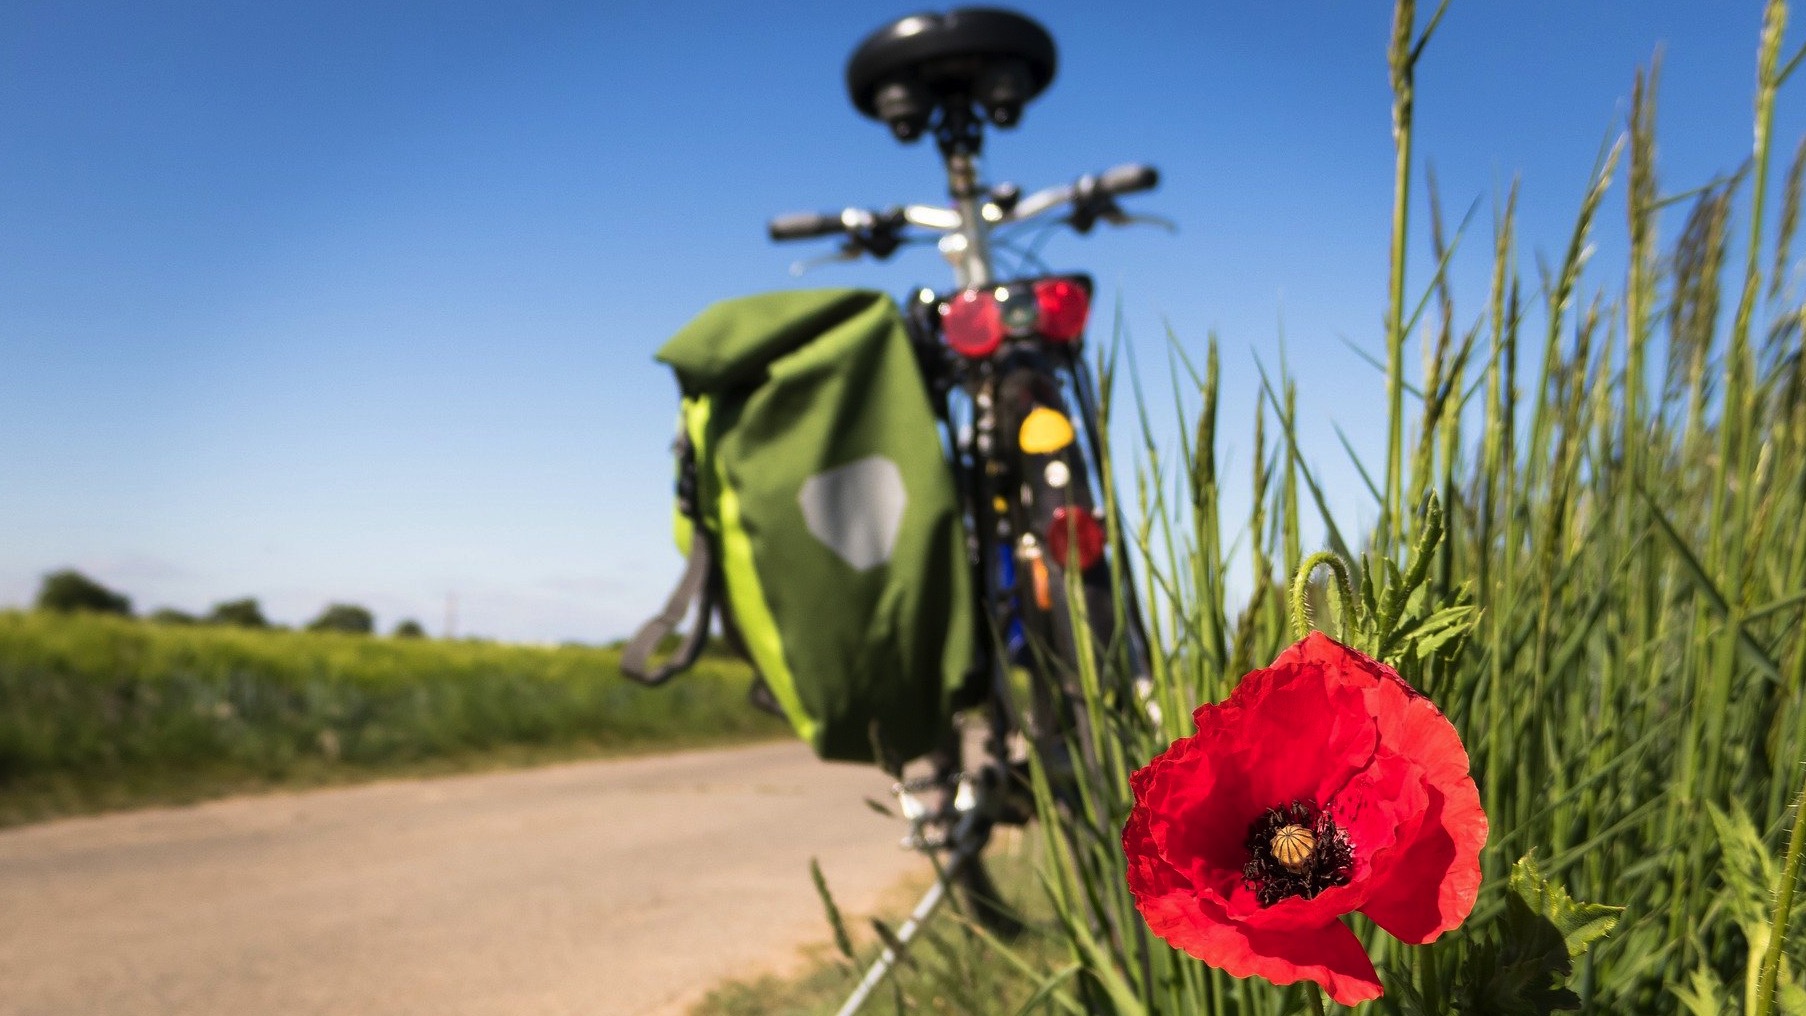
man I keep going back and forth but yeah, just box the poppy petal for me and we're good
[1255,920,1387,1007]
[1123,782,1190,900]
[1357,779,1486,943]
[1329,749,1431,886]
[1360,648,1476,792]
[1136,887,1384,1007]
[1355,652,1488,942]
[1137,727,1254,902]
[1220,636,1382,809]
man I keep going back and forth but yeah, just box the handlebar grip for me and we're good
[768,212,844,241]
[1098,163,1159,196]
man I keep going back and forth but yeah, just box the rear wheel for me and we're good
[993,361,1132,768]
[990,357,1147,1016]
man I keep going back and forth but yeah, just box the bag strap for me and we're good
[620,526,716,685]
[621,431,715,685]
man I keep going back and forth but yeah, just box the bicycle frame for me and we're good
[760,14,1166,1011]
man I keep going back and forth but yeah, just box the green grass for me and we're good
[0,610,786,826]
[774,1,1806,1013]
[1058,2,1806,1011]
[692,839,1068,1016]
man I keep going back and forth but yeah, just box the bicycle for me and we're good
[763,10,1165,1012]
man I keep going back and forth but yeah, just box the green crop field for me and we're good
[0,610,785,826]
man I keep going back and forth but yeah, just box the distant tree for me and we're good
[149,607,198,625]
[307,603,374,635]
[392,619,427,639]
[35,570,132,616]
[207,598,270,629]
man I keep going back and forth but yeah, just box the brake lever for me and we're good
[788,243,864,277]
[1100,210,1179,234]
[1068,193,1120,235]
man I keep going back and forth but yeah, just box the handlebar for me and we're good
[1098,162,1158,195]
[1011,162,1158,224]
[768,211,845,241]
[767,162,1160,243]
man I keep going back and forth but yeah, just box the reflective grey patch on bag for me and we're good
[798,455,907,570]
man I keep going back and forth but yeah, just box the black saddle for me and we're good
[845,8,1057,142]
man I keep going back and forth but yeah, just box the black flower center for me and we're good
[1242,800,1354,907]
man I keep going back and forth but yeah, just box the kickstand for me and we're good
[832,846,973,1016]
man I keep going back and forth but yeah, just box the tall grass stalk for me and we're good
[976,1,1806,1012]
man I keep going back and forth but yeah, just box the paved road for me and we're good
[0,743,921,1016]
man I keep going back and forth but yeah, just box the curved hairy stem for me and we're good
[1291,552,1357,644]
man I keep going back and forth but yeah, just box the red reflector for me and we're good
[941,289,1004,358]
[1034,278,1090,343]
[1046,506,1105,571]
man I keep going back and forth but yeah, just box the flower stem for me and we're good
[1306,984,1329,1015]
[1753,769,1806,1016]
[1290,551,1357,642]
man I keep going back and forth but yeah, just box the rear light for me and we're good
[1034,278,1090,342]
[940,277,1088,356]
[941,289,1004,358]
[1046,506,1105,571]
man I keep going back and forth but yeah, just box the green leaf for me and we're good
[1781,977,1806,1016]
[1361,557,1380,622]
[1707,801,1806,1016]
[1056,898,1145,1016]
[1707,802,1781,938]
[1707,802,1774,1016]
[1638,485,1783,682]
[1455,853,1624,1015]
[1007,963,1082,1016]
[1377,966,1440,1016]
[1508,851,1624,958]
[1672,965,1736,1016]
[1458,939,1580,1016]
[1410,604,1481,660]
[809,857,857,965]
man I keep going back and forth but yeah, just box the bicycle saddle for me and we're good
[846,8,1057,140]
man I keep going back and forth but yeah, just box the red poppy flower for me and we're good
[1122,632,1486,1005]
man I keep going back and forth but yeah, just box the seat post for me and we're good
[936,105,994,289]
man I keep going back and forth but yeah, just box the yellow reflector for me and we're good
[1019,407,1075,455]
[1031,555,1052,610]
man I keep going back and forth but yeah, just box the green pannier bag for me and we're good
[621,288,974,766]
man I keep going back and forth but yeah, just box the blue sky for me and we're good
[2,1,1797,642]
